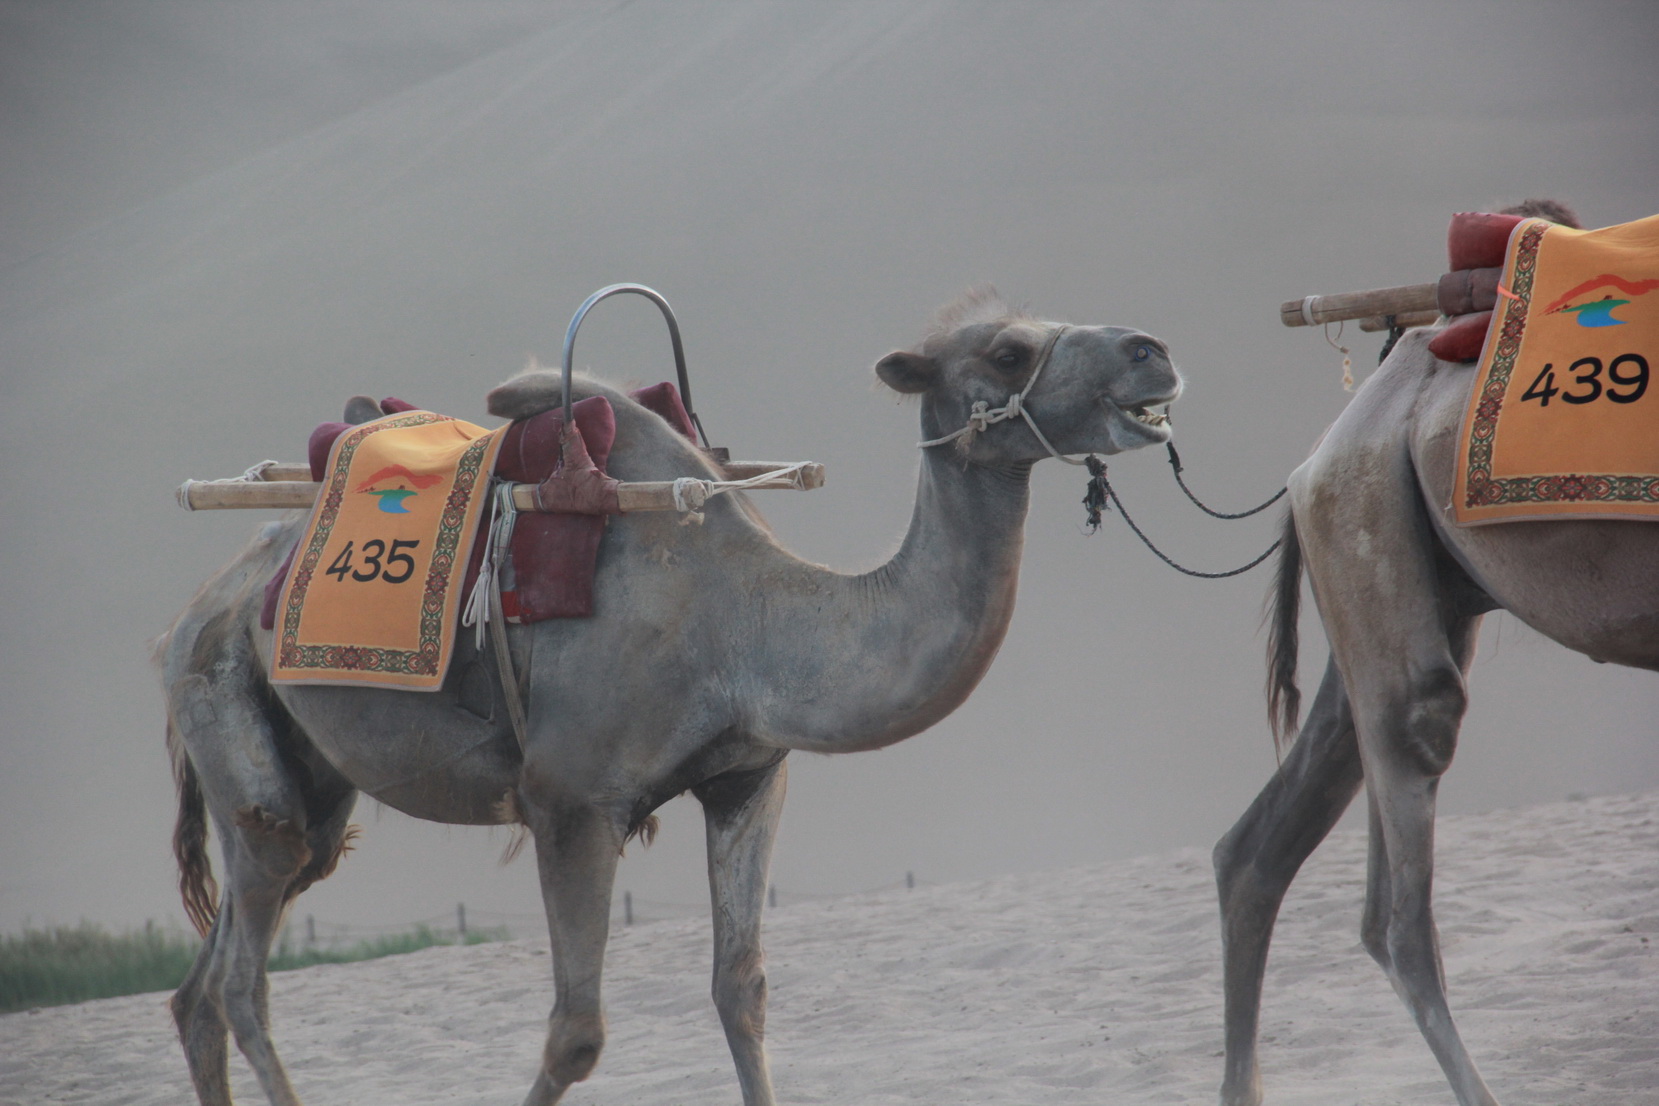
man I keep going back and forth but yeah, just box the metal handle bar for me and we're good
[562,283,709,448]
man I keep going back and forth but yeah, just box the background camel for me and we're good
[1212,317,1658,1106]
[159,294,1181,1106]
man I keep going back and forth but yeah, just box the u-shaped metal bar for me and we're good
[562,283,709,448]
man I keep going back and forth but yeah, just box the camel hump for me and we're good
[487,369,563,421]
[342,395,382,424]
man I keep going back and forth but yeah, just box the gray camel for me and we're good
[1213,322,1658,1106]
[159,292,1181,1106]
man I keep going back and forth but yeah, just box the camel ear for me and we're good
[874,350,939,394]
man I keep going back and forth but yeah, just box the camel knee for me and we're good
[543,1010,606,1086]
[233,804,312,882]
[713,951,768,1038]
[1213,825,1266,907]
[1360,906,1392,970]
[1382,665,1468,778]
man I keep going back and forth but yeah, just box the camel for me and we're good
[1212,321,1659,1106]
[158,292,1182,1106]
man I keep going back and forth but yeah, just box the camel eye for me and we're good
[992,348,1025,370]
[1134,345,1151,361]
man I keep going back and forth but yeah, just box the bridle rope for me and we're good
[917,325,1089,465]
[912,324,1286,578]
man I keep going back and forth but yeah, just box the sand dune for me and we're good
[4,791,1655,1105]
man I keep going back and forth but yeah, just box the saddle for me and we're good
[259,381,701,634]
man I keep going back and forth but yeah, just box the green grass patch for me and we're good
[1,922,506,1014]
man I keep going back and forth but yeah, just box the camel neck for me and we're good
[747,448,1033,753]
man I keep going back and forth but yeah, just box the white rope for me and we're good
[176,460,286,510]
[461,481,519,650]
[916,326,1088,466]
[1300,295,1320,327]
[668,462,814,523]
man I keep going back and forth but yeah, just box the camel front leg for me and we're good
[695,757,788,1106]
[520,794,623,1106]
[1213,656,1363,1106]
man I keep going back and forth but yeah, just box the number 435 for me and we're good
[1521,353,1649,407]
[325,539,421,584]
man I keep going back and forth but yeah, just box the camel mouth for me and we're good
[1126,403,1170,428]
[1098,395,1175,442]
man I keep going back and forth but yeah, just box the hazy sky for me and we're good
[2,0,1656,938]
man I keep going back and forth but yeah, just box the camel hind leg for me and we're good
[168,669,357,1106]
[1213,656,1364,1106]
[1295,439,1498,1106]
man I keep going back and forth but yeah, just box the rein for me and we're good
[1083,445,1286,579]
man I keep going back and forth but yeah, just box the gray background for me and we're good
[2,0,1655,935]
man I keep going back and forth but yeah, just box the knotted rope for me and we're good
[668,461,816,523]
[917,326,1088,465]
[175,460,284,511]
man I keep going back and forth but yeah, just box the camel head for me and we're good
[875,291,1182,465]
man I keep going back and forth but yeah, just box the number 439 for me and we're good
[1520,353,1648,407]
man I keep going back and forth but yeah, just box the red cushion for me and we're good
[1428,311,1493,363]
[1447,212,1525,272]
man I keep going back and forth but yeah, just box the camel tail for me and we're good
[1264,508,1303,753]
[168,719,220,936]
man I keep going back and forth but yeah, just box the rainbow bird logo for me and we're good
[1542,273,1659,328]
[354,465,442,513]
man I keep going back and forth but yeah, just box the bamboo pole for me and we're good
[1280,282,1439,327]
[1357,309,1441,333]
[255,463,312,482]
[178,462,826,512]
[178,481,321,510]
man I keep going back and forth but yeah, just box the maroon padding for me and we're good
[1436,267,1503,317]
[1447,212,1525,272]
[307,422,351,481]
[630,380,698,442]
[487,395,618,622]
[379,396,419,414]
[524,427,621,514]
[260,543,299,631]
[1428,311,1493,363]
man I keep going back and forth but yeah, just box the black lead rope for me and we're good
[1083,448,1284,579]
[1165,442,1286,519]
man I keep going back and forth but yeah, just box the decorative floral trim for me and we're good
[277,414,494,677]
[1461,222,1545,508]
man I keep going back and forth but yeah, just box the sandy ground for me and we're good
[3,791,1655,1106]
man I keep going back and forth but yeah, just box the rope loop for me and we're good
[1083,455,1283,579]
[1164,443,1286,519]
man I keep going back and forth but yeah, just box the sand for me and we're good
[3,791,1655,1106]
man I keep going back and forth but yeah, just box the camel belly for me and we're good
[275,682,523,825]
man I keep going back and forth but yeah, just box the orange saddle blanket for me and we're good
[1454,213,1659,524]
[271,412,505,689]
